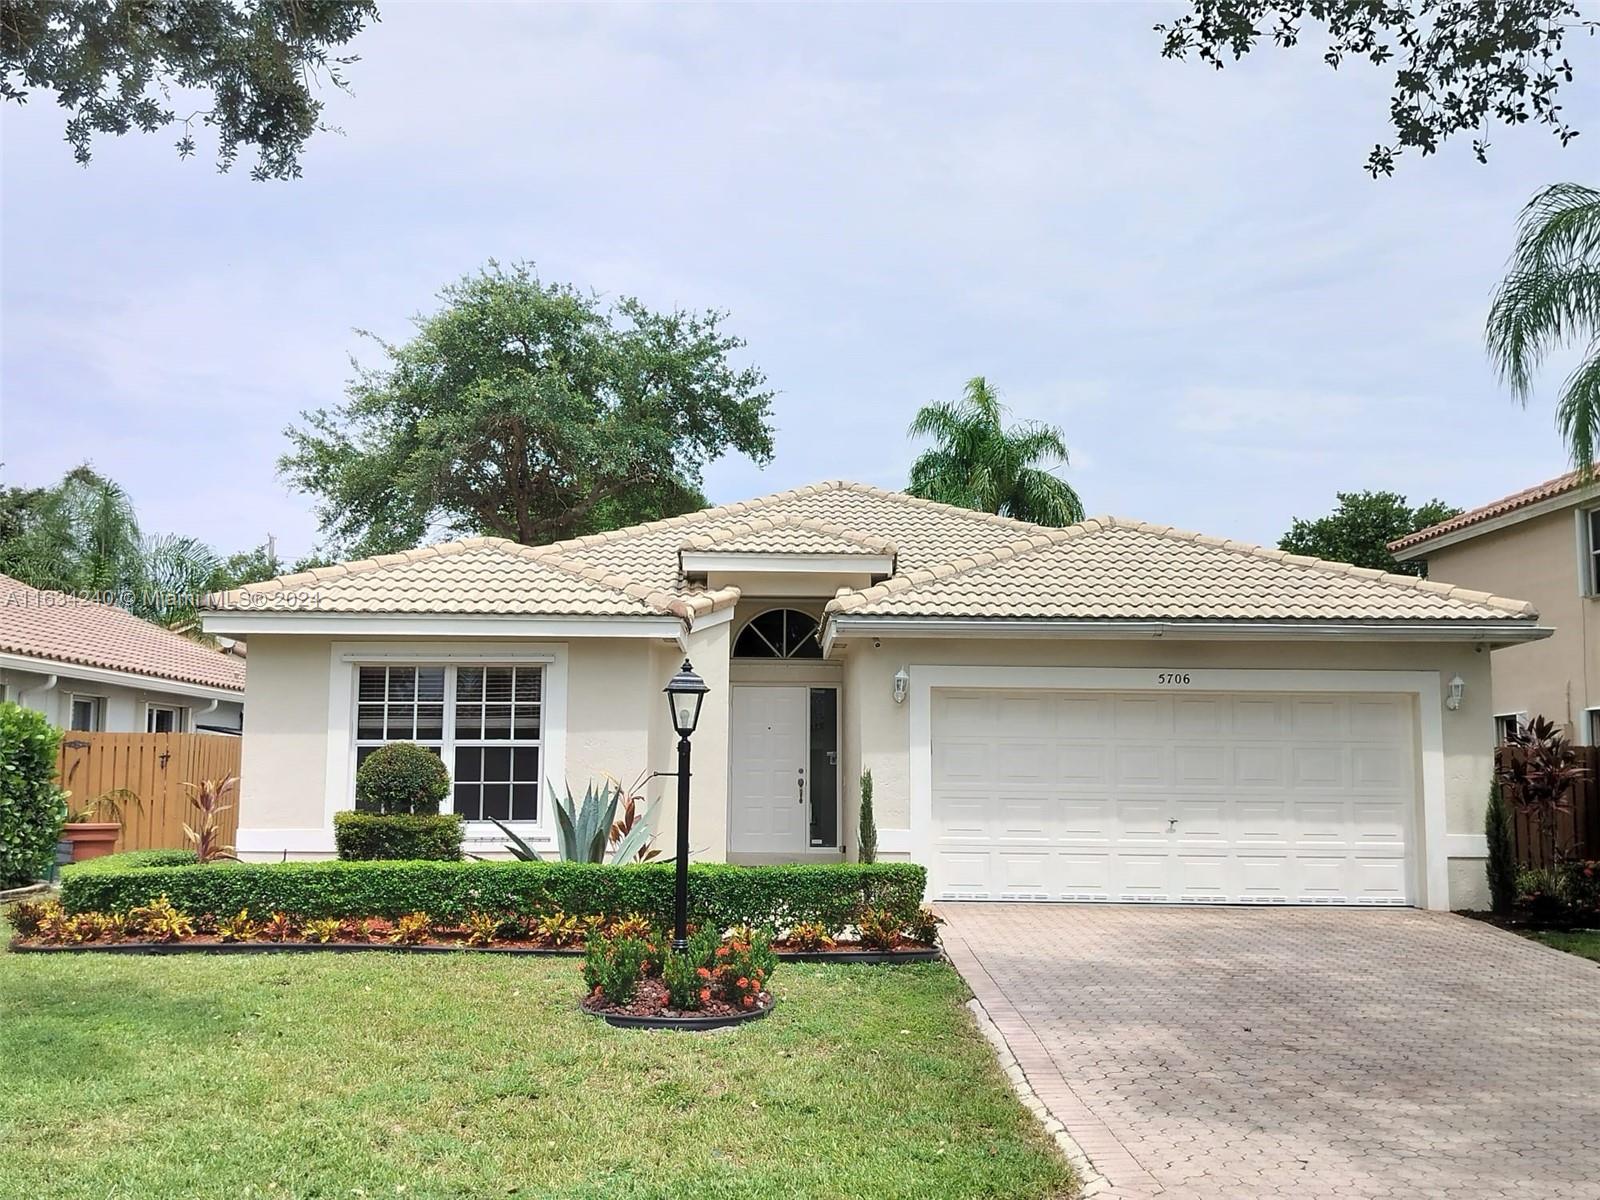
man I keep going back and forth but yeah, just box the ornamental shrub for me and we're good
[1484,783,1517,915]
[333,812,463,861]
[60,857,928,929]
[0,703,69,888]
[354,743,450,815]
[857,769,878,864]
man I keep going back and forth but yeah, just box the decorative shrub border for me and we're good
[59,856,928,930]
[11,938,945,971]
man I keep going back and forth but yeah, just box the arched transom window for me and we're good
[734,609,822,659]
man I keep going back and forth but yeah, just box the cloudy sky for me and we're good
[1,2,1591,563]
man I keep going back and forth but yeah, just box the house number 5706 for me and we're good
[1156,672,1192,685]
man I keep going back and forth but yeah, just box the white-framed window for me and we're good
[69,694,105,732]
[1494,712,1526,744]
[145,703,187,733]
[353,664,543,823]
[1587,509,1600,595]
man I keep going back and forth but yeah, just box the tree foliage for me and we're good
[1278,489,1460,574]
[0,465,285,630]
[280,262,776,555]
[1486,182,1600,473]
[0,0,377,180]
[905,377,1084,527]
[1155,1,1593,176]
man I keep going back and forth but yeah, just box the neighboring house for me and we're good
[0,572,246,734]
[204,481,1550,910]
[1390,466,1599,746]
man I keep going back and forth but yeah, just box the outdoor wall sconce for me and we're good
[892,667,910,705]
[1446,675,1465,711]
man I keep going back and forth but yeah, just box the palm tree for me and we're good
[905,377,1084,526]
[0,466,219,631]
[1486,183,1600,472]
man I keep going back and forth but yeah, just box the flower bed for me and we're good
[6,895,943,962]
[578,925,779,1030]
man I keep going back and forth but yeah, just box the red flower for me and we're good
[741,995,754,1008]
[699,987,711,1002]
[696,966,711,979]
[716,946,729,957]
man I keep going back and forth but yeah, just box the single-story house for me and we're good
[0,571,245,734]
[204,481,1550,910]
[1390,465,1599,745]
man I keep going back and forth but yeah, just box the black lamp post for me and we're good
[664,659,709,953]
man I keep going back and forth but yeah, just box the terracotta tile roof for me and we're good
[826,518,1535,621]
[209,482,1540,628]
[211,539,736,621]
[680,515,897,558]
[0,573,245,691]
[1389,465,1599,555]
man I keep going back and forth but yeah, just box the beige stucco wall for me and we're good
[238,633,689,860]
[837,636,1496,909]
[1421,509,1599,737]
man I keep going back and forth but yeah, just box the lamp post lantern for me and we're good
[664,659,709,952]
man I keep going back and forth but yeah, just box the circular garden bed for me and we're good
[580,977,776,1030]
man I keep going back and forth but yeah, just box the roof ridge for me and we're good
[524,545,741,621]
[1119,519,1538,618]
[827,514,1110,614]
[679,512,898,555]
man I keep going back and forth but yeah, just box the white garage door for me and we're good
[930,688,1417,905]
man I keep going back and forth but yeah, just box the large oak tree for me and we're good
[281,262,776,556]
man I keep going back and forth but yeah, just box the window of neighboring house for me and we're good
[1494,713,1525,744]
[146,704,186,733]
[69,694,105,732]
[1589,509,1600,595]
[1589,709,1600,748]
[353,664,542,823]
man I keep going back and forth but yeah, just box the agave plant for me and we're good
[486,778,659,864]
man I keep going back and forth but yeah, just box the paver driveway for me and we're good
[940,905,1600,1200]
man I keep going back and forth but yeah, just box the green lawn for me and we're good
[0,937,1073,1200]
[1527,929,1600,963]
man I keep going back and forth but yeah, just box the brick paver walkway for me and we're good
[940,905,1600,1200]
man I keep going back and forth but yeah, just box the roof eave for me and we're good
[1391,481,1599,559]
[822,615,1552,655]
[0,650,244,699]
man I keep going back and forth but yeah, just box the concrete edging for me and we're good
[965,995,1111,1199]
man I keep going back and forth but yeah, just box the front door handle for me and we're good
[797,771,805,804]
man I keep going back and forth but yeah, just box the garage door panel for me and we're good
[1174,744,1227,786]
[1115,745,1168,786]
[930,688,1416,906]
[1057,743,1108,782]
[1292,745,1346,788]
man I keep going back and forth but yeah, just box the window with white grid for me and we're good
[352,664,542,822]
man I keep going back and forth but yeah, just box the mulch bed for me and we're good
[1458,910,1598,934]
[8,936,941,960]
[581,976,775,1030]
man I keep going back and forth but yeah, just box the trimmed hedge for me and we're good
[0,703,68,889]
[64,849,199,875]
[60,859,927,930]
[334,812,463,862]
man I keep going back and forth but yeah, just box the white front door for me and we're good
[731,685,809,854]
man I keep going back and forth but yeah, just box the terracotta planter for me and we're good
[61,822,121,861]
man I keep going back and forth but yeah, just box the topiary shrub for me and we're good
[857,769,877,864]
[354,743,450,815]
[334,811,464,861]
[0,702,69,888]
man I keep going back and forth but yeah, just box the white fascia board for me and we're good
[1393,487,1599,560]
[680,551,895,576]
[0,651,242,702]
[823,616,1551,654]
[201,611,684,639]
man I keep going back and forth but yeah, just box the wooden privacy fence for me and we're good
[1506,744,1600,869]
[56,732,242,855]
